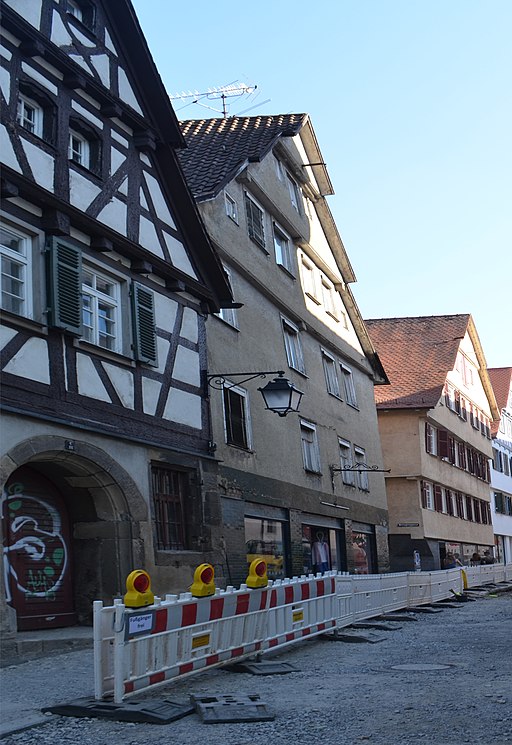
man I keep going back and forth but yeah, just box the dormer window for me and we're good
[69,130,90,167]
[65,0,95,31]
[17,95,43,137]
[68,119,101,175]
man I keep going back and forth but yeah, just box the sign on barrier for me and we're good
[93,563,512,703]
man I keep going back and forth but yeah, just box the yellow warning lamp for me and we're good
[190,563,216,598]
[246,558,268,589]
[124,570,154,608]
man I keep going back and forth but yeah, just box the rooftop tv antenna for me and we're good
[170,82,259,118]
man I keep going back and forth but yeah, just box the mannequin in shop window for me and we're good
[312,531,330,573]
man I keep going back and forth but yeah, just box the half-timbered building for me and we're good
[0,0,232,633]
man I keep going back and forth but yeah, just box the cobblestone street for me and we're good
[1,590,511,745]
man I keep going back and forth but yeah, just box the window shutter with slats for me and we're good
[46,237,83,335]
[131,282,158,365]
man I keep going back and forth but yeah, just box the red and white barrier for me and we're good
[94,563,512,703]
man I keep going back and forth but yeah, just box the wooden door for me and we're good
[3,466,76,630]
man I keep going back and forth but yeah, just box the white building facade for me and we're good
[488,368,512,563]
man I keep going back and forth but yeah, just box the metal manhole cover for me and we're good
[390,663,452,671]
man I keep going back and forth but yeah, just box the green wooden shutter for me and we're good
[47,237,83,335]
[131,282,158,365]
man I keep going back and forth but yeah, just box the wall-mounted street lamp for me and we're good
[206,370,303,417]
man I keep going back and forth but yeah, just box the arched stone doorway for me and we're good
[1,436,147,630]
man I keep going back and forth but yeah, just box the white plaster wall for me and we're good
[22,139,54,192]
[3,0,41,28]
[97,198,127,235]
[71,100,103,129]
[0,326,18,349]
[21,63,58,95]
[163,232,197,278]
[156,337,170,374]
[138,216,164,258]
[50,11,74,47]
[0,65,10,101]
[163,388,202,429]
[172,346,200,386]
[143,173,176,229]
[142,377,161,416]
[3,337,50,384]
[1,124,22,172]
[69,170,102,212]
[154,293,178,332]
[180,307,198,344]
[76,353,111,402]
[102,362,134,409]
[118,67,143,114]
[90,54,110,87]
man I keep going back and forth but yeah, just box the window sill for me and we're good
[305,291,321,305]
[249,236,269,254]
[214,316,239,331]
[346,402,359,411]
[226,443,254,453]
[277,263,296,280]
[73,339,136,367]
[0,311,48,335]
[69,161,102,182]
[304,468,322,476]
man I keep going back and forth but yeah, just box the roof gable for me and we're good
[365,315,470,408]
[179,115,308,200]
[1,0,232,309]
[488,367,512,435]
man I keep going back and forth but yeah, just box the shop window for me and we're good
[351,525,376,574]
[151,466,188,550]
[245,516,286,580]
[302,525,342,575]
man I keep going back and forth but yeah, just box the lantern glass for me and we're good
[259,377,303,416]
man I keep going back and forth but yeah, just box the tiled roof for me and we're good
[179,114,307,200]
[487,367,512,435]
[365,315,471,409]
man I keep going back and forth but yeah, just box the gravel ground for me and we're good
[1,591,511,745]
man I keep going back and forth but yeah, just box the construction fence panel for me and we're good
[94,564,512,703]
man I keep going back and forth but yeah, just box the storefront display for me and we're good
[351,523,377,574]
[245,516,286,580]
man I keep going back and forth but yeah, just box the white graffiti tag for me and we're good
[2,484,68,602]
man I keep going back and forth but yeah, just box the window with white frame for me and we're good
[301,257,318,302]
[17,94,43,137]
[282,317,305,374]
[321,278,338,319]
[273,223,293,273]
[322,350,340,397]
[338,438,354,485]
[244,192,265,248]
[67,0,83,20]
[301,420,321,473]
[66,0,95,30]
[224,192,238,223]
[69,130,90,168]
[82,268,121,351]
[341,363,357,407]
[421,481,434,510]
[287,173,301,212]
[275,156,285,181]
[216,267,238,328]
[223,384,251,449]
[425,422,438,455]
[0,224,32,318]
[354,446,369,491]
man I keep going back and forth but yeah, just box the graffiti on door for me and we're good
[2,482,69,602]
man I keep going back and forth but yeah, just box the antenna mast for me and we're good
[170,82,257,118]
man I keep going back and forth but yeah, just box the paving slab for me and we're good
[351,621,403,631]
[324,630,385,643]
[378,613,418,622]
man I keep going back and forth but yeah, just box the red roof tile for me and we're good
[365,315,471,409]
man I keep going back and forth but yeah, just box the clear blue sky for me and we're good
[132,0,511,369]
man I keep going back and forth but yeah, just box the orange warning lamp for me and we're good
[124,570,154,608]
[190,563,216,598]
[246,558,268,588]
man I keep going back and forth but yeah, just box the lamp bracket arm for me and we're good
[329,462,391,474]
[206,370,285,391]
